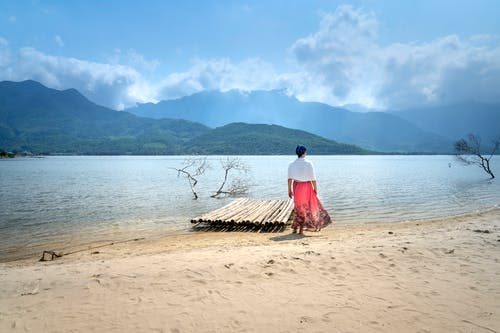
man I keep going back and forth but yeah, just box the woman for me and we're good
[288,145,332,233]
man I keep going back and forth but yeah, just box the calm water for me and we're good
[1,155,499,261]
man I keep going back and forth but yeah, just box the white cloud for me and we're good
[288,5,383,108]
[0,45,152,110]
[127,49,160,72]
[156,57,284,100]
[288,5,500,109]
[378,35,500,108]
[107,48,160,73]
[54,35,64,47]
[1,5,499,111]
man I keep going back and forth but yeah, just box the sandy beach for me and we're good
[1,209,499,333]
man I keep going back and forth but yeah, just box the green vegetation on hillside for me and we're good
[0,80,374,155]
[1,122,373,155]
[0,80,210,154]
[183,123,372,155]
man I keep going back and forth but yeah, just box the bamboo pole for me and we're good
[244,200,273,223]
[280,200,293,223]
[256,200,284,223]
[219,199,257,222]
[257,200,279,224]
[192,198,295,227]
[192,198,246,222]
[212,199,250,220]
[276,200,292,223]
[266,200,288,223]
[237,201,263,223]
[206,198,251,222]
[278,200,294,224]
[256,200,283,224]
[268,200,287,222]
[239,200,274,223]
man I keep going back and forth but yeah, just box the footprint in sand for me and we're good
[300,316,316,324]
[192,279,207,285]
[321,311,337,322]
[20,281,40,296]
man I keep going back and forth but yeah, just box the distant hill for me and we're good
[389,102,500,143]
[0,80,210,154]
[127,90,452,152]
[0,80,370,155]
[183,123,372,155]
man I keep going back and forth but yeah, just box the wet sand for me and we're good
[1,209,499,332]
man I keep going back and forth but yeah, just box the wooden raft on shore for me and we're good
[191,198,294,231]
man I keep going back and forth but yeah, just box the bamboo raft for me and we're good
[191,198,294,232]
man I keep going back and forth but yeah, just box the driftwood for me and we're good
[39,250,62,261]
[38,237,144,262]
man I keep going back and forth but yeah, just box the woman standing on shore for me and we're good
[288,145,332,233]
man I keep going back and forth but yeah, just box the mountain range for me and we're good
[1,80,497,155]
[0,80,369,155]
[390,103,500,145]
[127,90,499,153]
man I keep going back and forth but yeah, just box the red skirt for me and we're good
[292,181,332,231]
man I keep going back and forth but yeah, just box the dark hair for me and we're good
[295,145,307,157]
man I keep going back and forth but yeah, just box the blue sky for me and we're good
[1,0,500,110]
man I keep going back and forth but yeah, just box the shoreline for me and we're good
[2,206,499,265]
[1,209,499,332]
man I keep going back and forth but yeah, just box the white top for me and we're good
[288,157,316,182]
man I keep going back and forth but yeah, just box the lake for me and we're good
[1,155,499,261]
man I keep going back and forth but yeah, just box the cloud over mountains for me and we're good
[289,5,500,109]
[1,5,499,110]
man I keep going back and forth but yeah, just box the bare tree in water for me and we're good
[211,157,249,198]
[454,134,499,179]
[172,157,209,199]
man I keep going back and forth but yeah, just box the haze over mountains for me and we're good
[1,80,498,155]
[390,103,500,146]
[127,90,499,153]
[0,80,368,155]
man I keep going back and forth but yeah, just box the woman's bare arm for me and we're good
[288,178,293,198]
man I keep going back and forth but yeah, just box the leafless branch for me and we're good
[171,157,209,199]
[211,157,250,198]
[454,134,497,179]
[488,136,500,160]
